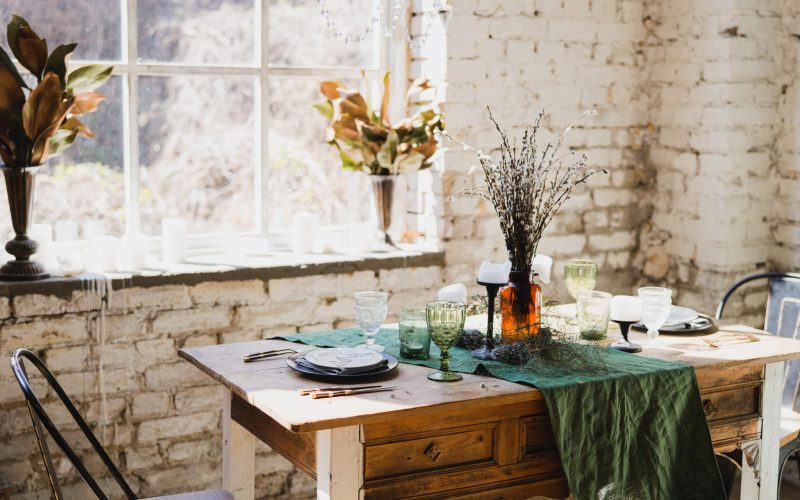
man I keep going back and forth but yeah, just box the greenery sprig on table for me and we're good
[313,73,444,175]
[0,15,113,167]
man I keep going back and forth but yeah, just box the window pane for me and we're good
[0,0,121,61]
[0,76,125,239]
[137,0,256,65]
[138,75,257,235]
[268,76,371,231]
[269,0,378,68]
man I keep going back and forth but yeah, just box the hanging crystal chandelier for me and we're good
[316,0,449,53]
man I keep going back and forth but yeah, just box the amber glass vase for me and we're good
[500,270,542,341]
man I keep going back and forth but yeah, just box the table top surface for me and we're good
[179,318,800,433]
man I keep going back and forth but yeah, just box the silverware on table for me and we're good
[295,357,388,375]
[243,348,297,363]
[298,385,383,396]
[310,386,396,399]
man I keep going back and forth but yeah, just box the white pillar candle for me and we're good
[29,224,58,270]
[348,224,373,254]
[81,219,105,240]
[532,254,553,284]
[53,219,79,241]
[291,212,317,254]
[89,235,119,272]
[118,232,148,270]
[438,283,468,304]
[162,217,187,265]
[610,295,642,322]
[477,260,511,284]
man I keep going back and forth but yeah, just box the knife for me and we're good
[298,385,383,396]
[310,386,396,399]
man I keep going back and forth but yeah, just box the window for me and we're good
[0,0,393,243]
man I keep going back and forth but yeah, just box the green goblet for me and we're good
[426,301,466,382]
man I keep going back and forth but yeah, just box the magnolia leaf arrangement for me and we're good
[0,15,113,168]
[313,73,444,175]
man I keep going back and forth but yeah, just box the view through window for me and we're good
[0,0,384,241]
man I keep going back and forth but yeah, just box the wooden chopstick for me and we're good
[297,385,382,396]
[310,386,396,399]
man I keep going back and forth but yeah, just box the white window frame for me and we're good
[61,0,405,249]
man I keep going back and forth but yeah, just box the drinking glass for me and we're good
[577,291,612,340]
[564,259,598,301]
[354,291,388,352]
[399,307,431,359]
[638,287,672,341]
[426,301,466,382]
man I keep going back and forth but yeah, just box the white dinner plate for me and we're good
[664,306,699,325]
[303,347,385,370]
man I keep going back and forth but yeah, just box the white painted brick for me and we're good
[152,307,232,335]
[189,280,267,306]
[111,286,192,312]
[1,316,88,349]
[137,412,217,443]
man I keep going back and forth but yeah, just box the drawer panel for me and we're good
[710,418,761,452]
[696,364,763,390]
[520,415,557,458]
[700,382,761,422]
[364,424,496,480]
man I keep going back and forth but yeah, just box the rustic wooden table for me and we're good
[179,323,800,500]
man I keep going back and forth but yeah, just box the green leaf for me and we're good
[66,64,113,93]
[47,127,78,158]
[376,129,398,171]
[6,15,30,63]
[44,43,77,88]
[339,149,359,171]
[393,151,426,174]
[311,100,334,121]
[0,46,27,89]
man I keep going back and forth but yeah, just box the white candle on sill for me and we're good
[610,295,642,323]
[118,233,148,271]
[90,235,119,272]
[291,212,318,254]
[53,219,79,241]
[438,283,468,304]
[162,218,187,265]
[477,260,511,285]
[29,224,57,270]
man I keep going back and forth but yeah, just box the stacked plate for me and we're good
[633,306,714,334]
[287,347,398,379]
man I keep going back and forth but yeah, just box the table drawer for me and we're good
[520,415,557,458]
[700,382,761,423]
[364,424,496,480]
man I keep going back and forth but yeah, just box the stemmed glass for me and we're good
[564,259,598,301]
[638,287,672,342]
[426,301,466,382]
[354,291,388,352]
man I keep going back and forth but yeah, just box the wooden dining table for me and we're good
[178,322,800,500]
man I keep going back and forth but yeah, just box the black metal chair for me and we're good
[11,348,233,500]
[716,272,800,498]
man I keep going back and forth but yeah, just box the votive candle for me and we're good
[438,283,467,304]
[162,218,187,264]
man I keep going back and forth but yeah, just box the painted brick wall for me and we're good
[0,268,444,499]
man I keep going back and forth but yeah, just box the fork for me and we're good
[243,348,297,363]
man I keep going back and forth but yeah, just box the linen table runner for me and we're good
[281,327,726,500]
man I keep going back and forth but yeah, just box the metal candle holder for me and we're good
[609,320,642,353]
[472,280,502,360]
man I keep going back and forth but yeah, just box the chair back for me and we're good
[716,272,800,412]
[10,348,137,500]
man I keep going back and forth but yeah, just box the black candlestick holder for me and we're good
[472,280,502,360]
[609,320,642,353]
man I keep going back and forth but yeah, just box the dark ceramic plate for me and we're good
[632,316,714,334]
[286,352,399,381]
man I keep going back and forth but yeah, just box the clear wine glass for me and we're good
[354,291,388,352]
[564,259,597,301]
[638,287,672,342]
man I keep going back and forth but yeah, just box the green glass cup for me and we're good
[426,301,466,382]
[564,259,597,301]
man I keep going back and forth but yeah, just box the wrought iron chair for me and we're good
[716,272,800,498]
[11,348,233,500]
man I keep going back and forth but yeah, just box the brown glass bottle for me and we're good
[500,270,541,341]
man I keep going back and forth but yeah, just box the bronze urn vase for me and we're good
[0,165,49,281]
[370,175,396,246]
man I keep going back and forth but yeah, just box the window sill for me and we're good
[0,247,445,298]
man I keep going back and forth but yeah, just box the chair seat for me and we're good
[781,407,800,448]
[143,490,234,500]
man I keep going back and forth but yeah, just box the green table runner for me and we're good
[281,327,725,500]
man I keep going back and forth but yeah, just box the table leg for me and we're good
[316,426,363,500]
[223,389,255,500]
[741,361,783,499]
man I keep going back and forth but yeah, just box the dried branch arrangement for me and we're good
[442,109,607,272]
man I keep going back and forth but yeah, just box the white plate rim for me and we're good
[664,305,699,325]
[303,347,385,369]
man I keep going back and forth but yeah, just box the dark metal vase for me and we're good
[370,175,396,246]
[0,166,49,281]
